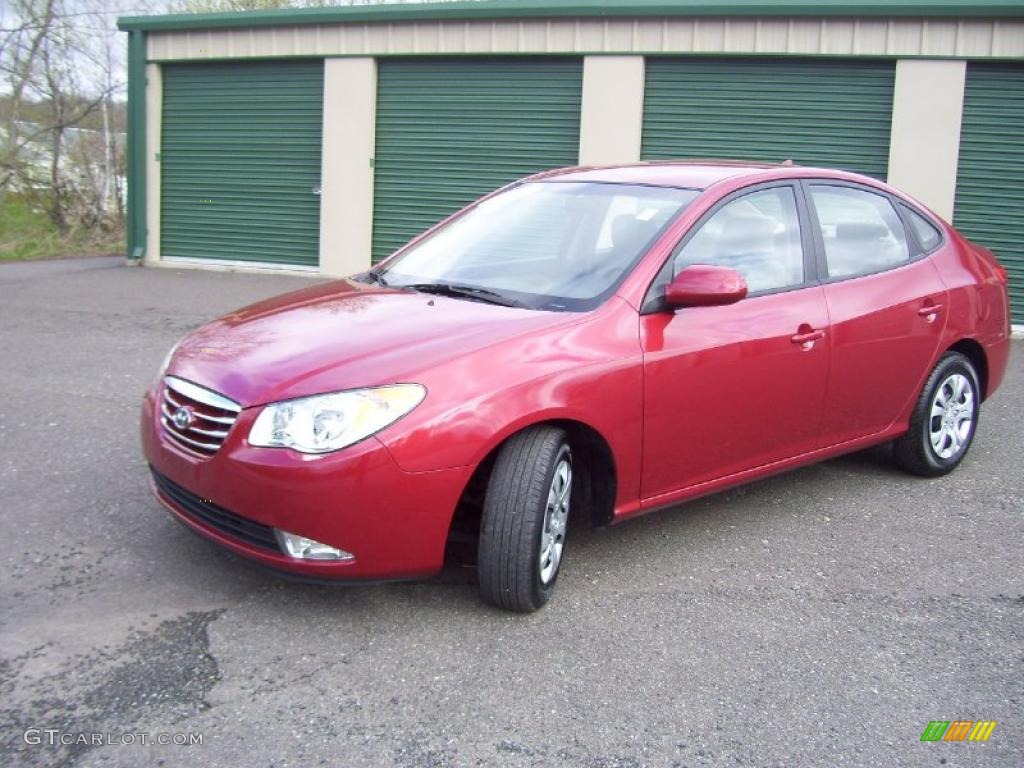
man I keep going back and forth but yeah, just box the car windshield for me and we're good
[376,181,699,311]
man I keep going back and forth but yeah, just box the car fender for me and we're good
[375,297,644,511]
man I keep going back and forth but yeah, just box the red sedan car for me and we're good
[142,161,1011,612]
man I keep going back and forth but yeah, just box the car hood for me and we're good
[167,279,574,407]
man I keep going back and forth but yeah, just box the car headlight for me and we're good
[248,384,426,454]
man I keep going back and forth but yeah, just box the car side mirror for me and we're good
[664,265,748,309]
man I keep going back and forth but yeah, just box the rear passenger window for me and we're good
[900,204,943,252]
[809,186,910,279]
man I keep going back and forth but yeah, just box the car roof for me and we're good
[538,161,854,190]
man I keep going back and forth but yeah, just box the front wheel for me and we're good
[478,426,572,612]
[893,351,980,477]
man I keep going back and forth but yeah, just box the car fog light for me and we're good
[274,529,353,561]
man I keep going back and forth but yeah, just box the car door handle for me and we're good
[918,303,943,318]
[791,328,825,345]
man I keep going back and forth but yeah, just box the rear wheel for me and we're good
[893,351,980,477]
[478,426,572,612]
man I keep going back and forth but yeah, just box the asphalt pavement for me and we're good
[1,257,1021,768]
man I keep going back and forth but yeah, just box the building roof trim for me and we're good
[117,0,1024,33]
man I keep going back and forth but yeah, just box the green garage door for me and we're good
[954,64,1024,324]
[642,58,895,180]
[372,58,583,262]
[161,61,324,267]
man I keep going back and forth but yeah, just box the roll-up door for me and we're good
[161,60,324,267]
[642,58,895,180]
[372,58,583,263]
[954,64,1024,324]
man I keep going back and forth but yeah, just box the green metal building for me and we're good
[118,0,1024,324]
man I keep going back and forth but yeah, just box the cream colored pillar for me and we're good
[886,60,967,222]
[144,63,162,265]
[318,57,377,276]
[578,56,645,166]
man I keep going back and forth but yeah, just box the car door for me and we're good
[639,182,831,501]
[804,182,948,444]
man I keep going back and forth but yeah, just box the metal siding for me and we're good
[641,58,894,180]
[145,19,1024,61]
[160,60,323,266]
[371,58,582,263]
[954,64,1024,324]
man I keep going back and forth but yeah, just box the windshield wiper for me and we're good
[400,282,524,308]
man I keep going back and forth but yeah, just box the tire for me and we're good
[478,426,573,612]
[893,351,980,478]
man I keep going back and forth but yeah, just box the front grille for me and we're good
[160,376,240,457]
[151,467,280,553]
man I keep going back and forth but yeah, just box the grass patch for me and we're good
[0,196,124,261]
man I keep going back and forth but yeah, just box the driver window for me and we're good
[673,186,804,294]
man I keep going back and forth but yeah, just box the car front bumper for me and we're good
[141,385,472,580]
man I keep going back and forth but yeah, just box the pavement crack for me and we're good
[0,609,224,767]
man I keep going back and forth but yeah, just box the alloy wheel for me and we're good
[539,455,572,584]
[929,373,974,460]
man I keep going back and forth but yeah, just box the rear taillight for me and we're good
[971,242,1009,284]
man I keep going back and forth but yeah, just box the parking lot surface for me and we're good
[1,257,1021,767]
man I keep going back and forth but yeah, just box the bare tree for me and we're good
[168,0,454,12]
[1,0,56,193]
[1,0,123,234]
[169,0,327,9]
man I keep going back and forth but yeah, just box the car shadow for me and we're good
[158,441,916,613]
[823,442,905,477]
